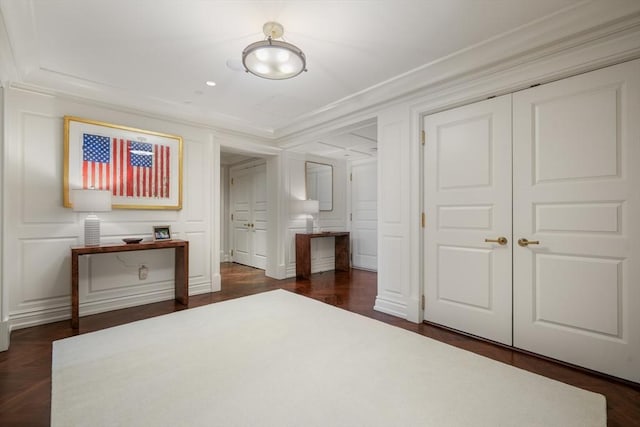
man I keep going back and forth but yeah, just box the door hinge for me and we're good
[421,130,425,145]
[350,213,352,221]
[350,172,353,182]
[231,178,234,185]
[421,212,426,228]
[231,213,234,221]
[231,249,234,257]
[421,295,425,310]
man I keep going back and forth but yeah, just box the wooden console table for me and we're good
[295,232,350,279]
[70,239,189,329]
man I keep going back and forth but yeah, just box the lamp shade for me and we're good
[290,199,319,215]
[71,189,112,212]
[243,39,306,80]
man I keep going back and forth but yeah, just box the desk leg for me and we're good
[71,253,79,329]
[174,243,189,305]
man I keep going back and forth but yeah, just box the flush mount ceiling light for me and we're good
[242,22,307,80]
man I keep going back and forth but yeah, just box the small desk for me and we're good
[70,239,189,329]
[295,232,350,279]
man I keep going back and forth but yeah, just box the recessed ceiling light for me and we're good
[205,81,216,87]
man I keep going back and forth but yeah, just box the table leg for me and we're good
[335,235,350,272]
[296,235,312,279]
[71,253,79,329]
[174,243,189,305]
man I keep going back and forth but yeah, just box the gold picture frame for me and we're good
[63,116,183,210]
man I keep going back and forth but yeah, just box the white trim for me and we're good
[374,296,408,319]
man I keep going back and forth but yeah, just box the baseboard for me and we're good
[0,321,10,352]
[285,259,336,278]
[373,296,408,319]
[9,280,213,331]
[211,273,221,292]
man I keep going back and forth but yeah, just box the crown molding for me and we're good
[2,1,640,142]
[275,1,640,139]
[6,82,278,150]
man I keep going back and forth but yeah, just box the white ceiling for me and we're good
[0,0,594,141]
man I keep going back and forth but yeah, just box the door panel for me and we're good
[351,159,378,270]
[424,94,513,345]
[513,59,640,382]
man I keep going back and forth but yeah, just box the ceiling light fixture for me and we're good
[242,22,307,80]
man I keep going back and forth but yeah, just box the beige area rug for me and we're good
[52,289,605,426]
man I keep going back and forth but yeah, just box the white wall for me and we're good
[1,87,221,341]
[374,104,420,320]
[283,151,348,277]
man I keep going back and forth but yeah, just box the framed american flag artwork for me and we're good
[63,116,183,210]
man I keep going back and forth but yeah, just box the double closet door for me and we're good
[423,59,640,382]
[230,163,267,269]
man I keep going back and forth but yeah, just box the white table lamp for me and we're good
[71,189,112,246]
[291,199,319,233]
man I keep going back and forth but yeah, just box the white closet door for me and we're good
[424,94,513,345]
[513,59,640,382]
[351,159,378,271]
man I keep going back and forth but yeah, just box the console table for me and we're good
[295,232,350,279]
[70,239,189,329]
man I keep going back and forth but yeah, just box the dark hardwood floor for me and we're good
[0,263,638,426]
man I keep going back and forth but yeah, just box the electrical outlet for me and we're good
[138,265,148,280]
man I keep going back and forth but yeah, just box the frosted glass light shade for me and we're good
[71,189,112,212]
[243,39,306,80]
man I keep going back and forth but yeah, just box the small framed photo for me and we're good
[153,225,172,241]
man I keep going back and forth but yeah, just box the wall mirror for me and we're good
[305,161,333,211]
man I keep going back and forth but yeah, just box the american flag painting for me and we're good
[82,133,171,199]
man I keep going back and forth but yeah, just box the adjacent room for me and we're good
[0,1,639,425]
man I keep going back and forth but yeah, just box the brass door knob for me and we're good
[518,238,540,247]
[485,237,508,245]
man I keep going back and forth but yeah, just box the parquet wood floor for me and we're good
[0,263,638,426]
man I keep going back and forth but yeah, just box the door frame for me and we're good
[215,136,286,285]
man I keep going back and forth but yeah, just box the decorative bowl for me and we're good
[122,238,143,244]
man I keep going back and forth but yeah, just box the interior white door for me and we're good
[351,159,377,271]
[423,94,513,345]
[513,59,640,382]
[230,163,267,269]
[230,172,251,266]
